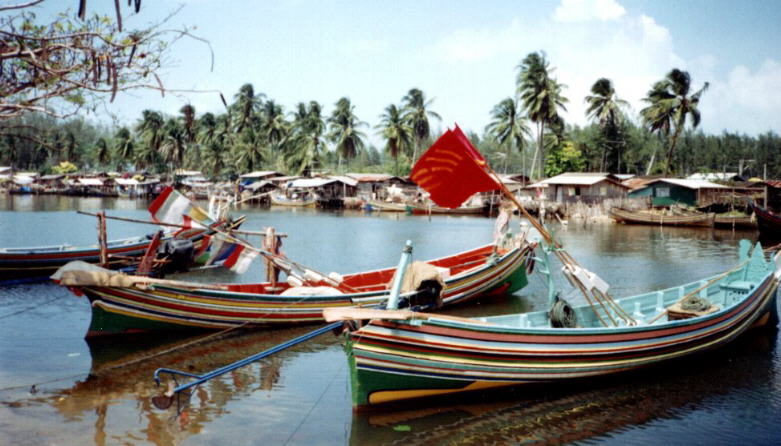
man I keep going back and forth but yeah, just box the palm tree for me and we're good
[135,110,165,158]
[179,104,196,143]
[197,112,218,147]
[94,137,110,168]
[260,100,289,148]
[402,88,440,162]
[233,83,264,133]
[377,104,413,175]
[516,51,568,179]
[288,101,326,175]
[585,78,628,172]
[641,69,709,175]
[113,127,134,170]
[485,97,530,175]
[327,97,366,167]
[160,118,186,172]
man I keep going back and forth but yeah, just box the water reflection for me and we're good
[2,327,336,446]
[1,196,778,445]
[350,327,780,445]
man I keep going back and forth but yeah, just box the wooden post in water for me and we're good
[97,211,108,267]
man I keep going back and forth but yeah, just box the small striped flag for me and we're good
[148,186,214,229]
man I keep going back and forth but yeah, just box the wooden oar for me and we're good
[151,321,342,410]
[322,307,492,325]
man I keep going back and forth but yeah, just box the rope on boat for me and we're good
[485,164,636,327]
[680,295,712,312]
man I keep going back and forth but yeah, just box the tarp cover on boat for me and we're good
[52,261,140,287]
[399,261,446,294]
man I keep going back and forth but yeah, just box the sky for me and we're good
[32,0,781,143]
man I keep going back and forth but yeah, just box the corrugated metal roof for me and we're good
[77,178,103,186]
[538,173,624,187]
[289,177,358,188]
[239,171,282,179]
[345,173,393,182]
[652,178,728,189]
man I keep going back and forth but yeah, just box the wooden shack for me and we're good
[628,179,728,207]
[527,173,628,204]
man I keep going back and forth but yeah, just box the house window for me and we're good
[657,187,670,198]
[600,186,607,196]
[567,187,576,196]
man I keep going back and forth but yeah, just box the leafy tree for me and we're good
[640,69,709,175]
[516,51,568,179]
[545,141,584,177]
[376,104,413,175]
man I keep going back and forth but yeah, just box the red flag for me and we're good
[410,125,500,208]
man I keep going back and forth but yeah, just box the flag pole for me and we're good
[480,164,635,326]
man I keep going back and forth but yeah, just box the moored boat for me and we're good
[609,207,715,227]
[366,200,485,215]
[713,213,757,229]
[0,227,211,283]
[53,238,535,337]
[331,240,780,409]
[751,203,781,240]
[270,192,316,207]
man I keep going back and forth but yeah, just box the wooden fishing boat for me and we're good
[609,208,715,227]
[713,213,757,229]
[331,240,780,409]
[53,239,535,338]
[750,203,781,240]
[0,227,211,283]
[366,200,485,215]
[270,192,316,207]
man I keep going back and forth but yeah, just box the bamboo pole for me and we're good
[76,211,286,237]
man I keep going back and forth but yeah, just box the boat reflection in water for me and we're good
[350,325,779,445]
[44,326,336,446]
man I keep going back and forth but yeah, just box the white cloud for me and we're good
[553,0,626,23]
[700,59,781,134]
[417,9,781,136]
[427,19,526,63]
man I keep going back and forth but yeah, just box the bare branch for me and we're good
[0,0,45,12]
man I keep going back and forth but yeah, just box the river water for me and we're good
[0,194,779,445]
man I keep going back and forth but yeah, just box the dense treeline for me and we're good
[2,52,779,180]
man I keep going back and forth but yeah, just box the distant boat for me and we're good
[609,208,715,227]
[750,203,781,240]
[0,228,209,283]
[713,213,757,229]
[53,240,535,337]
[270,192,316,207]
[330,240,780,409]
[366,200,485,215]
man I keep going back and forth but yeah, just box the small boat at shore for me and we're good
[609,207,715,227]
[366,200,485,215]
[0,227,212,283]
[750,203,781,240]
[713,213,757,229]
[53,238,535,338]
[330,240,781,409]
[270,192,316,207]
